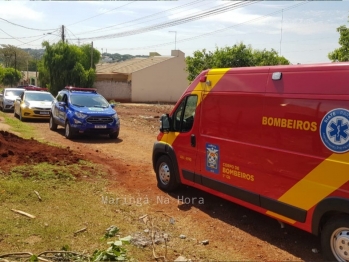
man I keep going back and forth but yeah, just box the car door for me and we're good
[170,93,200,186]
[52,92,67,125]
[0,90,4,109]
[14,93,24,116]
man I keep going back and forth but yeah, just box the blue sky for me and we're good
[0,0,348,65]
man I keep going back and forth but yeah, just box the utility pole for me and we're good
[90,41,93,69]
[27,60,29,84]
[169,31,177,50]
[61,25,65,43]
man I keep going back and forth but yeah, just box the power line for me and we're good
[75,1,258,41]
[67,1,137,27]
[74,0,206,36]
[112,1,309,52]
[0,17,57,31]
[0,33,46,40]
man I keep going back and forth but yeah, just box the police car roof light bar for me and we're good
[24,86,48,91]
[65,86,97,93]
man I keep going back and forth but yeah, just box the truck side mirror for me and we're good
[160,114,170,133]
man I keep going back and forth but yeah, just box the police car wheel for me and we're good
[321,215,349,262]
[109,130,119,139]
[19,110,26,122]
[65,121,75,139]
[49,116,58,131]
[155,155,179,192]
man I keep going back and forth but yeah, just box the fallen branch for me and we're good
[149,217,168,262]
[11,209,35,218]
[0,252,33,258]
[73,227,87,236]
[34,190,42,201]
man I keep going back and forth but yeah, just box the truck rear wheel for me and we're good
[155,155,179,192]
[321,215,349,261]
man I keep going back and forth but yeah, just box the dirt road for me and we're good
[0,103,324,261]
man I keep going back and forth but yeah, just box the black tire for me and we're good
[109,130,119,139]
[19,109,26,122]
[65,121,75,139]
[0,102,4,112]
[49,115,58,131]
[321,215,349,261]
[155,155,179,192]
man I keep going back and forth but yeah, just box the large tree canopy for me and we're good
[0,67,22,86]
[328,25,349,62]
[39,41,100,95]
[185,43,290,82]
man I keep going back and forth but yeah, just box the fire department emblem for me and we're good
[320,108,349,153]
[206,143,219,174]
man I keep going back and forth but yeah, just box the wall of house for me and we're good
[94,81,131,102]
[131,50,189,103]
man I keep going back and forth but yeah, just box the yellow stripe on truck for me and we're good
[267,152,349,223]
[160,68,230,145]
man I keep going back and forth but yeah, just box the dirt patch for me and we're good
[0,130,80,172]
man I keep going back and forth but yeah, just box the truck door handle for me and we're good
[191,134,196,147]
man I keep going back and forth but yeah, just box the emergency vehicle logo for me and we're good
[320,108,349,153]
[206,143,219,174]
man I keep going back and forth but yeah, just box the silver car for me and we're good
[0,88,25,111]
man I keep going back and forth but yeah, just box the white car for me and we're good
[0,87,25,111]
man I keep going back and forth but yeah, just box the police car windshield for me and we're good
[70,94,109,108]
[26,92,54,102]
[5,90,23,97]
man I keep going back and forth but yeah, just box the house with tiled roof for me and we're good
[94,50,188,103]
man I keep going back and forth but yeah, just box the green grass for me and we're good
[0,112,35,138]
[0,161,140,259]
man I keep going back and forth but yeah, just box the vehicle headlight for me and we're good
[74,112,87,119]
[113,113,120,125]
[22,101,30,108]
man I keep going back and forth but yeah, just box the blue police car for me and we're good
[50,86,120,139]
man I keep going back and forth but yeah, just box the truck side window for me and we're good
[173,95,198,132]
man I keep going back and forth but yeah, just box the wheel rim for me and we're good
[158,162,170,185]
[331,227,349,261]
[65,123,70,137]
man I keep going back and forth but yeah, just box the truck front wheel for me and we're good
[155,155,179,192]
[321,215,349,261]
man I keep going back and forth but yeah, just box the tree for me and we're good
[0,44,31,71]
[212,43,254,68]
[328,25,349,62]
[185,49,214,82]
[185,43,290,82]
[253,48,290,66]
[0,66,4,84]
[39,41,100,95]
[1,68,22,86]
